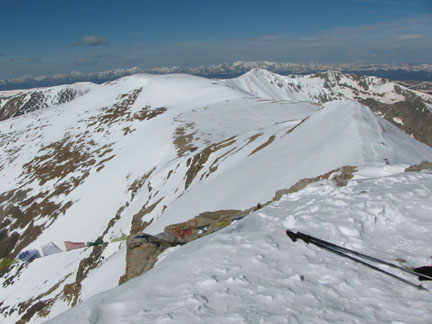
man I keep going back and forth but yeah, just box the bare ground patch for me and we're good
[62,245,106,307]
[248,135,276,156]
[173,122,198,157]
[284,117,309,136]
[88,88,166,134]
[405,161,432,172]
[272,166,357,201]
[184,136,236,189]
[13,273,72,323]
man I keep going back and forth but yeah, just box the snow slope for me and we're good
[0,82,95,120]
[224,69,432,148]
[47,168,432,324]
[224,68,431,104]
[146,98,432,235]
[1,71,432,323]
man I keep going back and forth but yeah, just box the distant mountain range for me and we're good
[2,61,432,90]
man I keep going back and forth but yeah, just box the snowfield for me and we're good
[0,70,432,323]
[47,168,432,324]
[224,68,408,104]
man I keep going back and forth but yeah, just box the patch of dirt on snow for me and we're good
[85,88,166,138]
[0,187,71,260]
[173,123,198,157]
[248,135,275,156]
[22,135,97,186]
[184,137,236,189]
[284,117,309,136]
[130,200,159,236]
[14,273,72,323]
[273,166,356,201]
[15,300,54,324]
[0,93,27,120]
[246,132,263,144]
[62,245,106,307]
[202,146,238,180]
[128,168,156,202]
[0,88,85,121]
[332,166,357,186]
[94,88,143,128]
[405,161,432,172]
[0,262,27,289]
[133,106,167,121]
[0,135,112,260]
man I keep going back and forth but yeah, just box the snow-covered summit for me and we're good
[0,70,432,323]
[225,69,432,146]
[225,68,430,104]
[47,168,432,324]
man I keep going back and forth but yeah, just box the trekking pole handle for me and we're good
[286,229,312,244]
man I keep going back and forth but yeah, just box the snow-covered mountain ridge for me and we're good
[226,68,428,104]
[0,83,95,121]
[2,60,432,91]
[1,70,432,323]
[48,167,432,324]
[3,69,431,146]
[224,69,432,146]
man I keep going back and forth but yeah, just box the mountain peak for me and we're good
[3,61,432,91]
[1,70,432,323]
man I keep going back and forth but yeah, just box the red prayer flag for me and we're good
[64,241,86,251]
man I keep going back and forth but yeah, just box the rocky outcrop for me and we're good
[273,166,356,201]
[0,87,91,121]
[119,237,175,284]
[120,167,358,284]
[405,161,432,172]
[120,209,251,283]
[164,210,249,243]
[359,97,432,147]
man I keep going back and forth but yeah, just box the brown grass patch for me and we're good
[128,168,156,201]
[14,273,72,323]
[247,133,263,144]
[185,137,236,189]
[272,166,357,201]
[284,117,309,136]
[62,244,106,307]
[22,136,96,186]
[248,135,275,156]
[405,161,432,172]
[89,88,166,134]
[173,124,198,157]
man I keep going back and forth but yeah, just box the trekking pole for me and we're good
[313,239,427,290]
[286,230,428,290]
[286,229,432,281]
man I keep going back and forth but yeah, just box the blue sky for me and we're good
[1,0,431,79]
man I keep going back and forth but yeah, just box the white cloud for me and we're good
[396,34,422,40]
[79,35,109,47]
